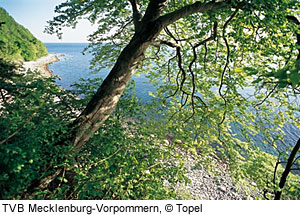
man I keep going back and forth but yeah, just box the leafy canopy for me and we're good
[45,0,300,199]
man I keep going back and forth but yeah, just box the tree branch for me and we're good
[186,21,218,116]
[286,15,300,60]
[39,168,63,190]
[164,26,189,42]
[151,40,179,48]
[159,0,236,27]
[274,138,300,200]
[254,83,278,108]
[286,15,300,25]
[292,155,300,166]
[0,110,38,145]
[128,0,142,30]
[218,9,238,126]
[142,0,169,24]
[273,153,282,186]
[162,21,217,117]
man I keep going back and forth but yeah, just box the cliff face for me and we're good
[0,8,48,62]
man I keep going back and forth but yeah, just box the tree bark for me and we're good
[274,138,300,200]
[71,21,164,150]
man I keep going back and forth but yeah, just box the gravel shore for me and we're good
[175,154,261,200]
[23,54,61,77]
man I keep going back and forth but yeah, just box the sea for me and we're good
[45,43,154,102]
[45,43,300,154]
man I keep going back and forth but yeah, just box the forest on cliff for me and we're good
[0,8,47,61]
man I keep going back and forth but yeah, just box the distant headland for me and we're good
[0,7,48,62]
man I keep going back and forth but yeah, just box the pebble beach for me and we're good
[23,53,61,77]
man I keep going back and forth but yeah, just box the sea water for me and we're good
[46,43,154,102]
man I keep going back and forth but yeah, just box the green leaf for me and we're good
[290,71,300,88]
[148,91,156,98]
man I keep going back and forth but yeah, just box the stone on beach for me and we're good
[23,54,61,77]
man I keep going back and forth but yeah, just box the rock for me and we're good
[219,186,227,192]
[203,174,210,179]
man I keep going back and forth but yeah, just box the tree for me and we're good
[56,1,239,150]
[42,0,300,195]
[47,0,300,148]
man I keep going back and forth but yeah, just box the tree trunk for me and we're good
[71,21,164,150]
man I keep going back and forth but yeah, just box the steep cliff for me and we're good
[0,7,48,62]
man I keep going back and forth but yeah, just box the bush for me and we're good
[0,64,186,199]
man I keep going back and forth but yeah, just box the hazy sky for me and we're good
[0,0,97,42]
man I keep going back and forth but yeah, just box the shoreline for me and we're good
[23,53,62,77]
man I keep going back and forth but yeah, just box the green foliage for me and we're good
[0,8,48,61]
[60,117,184,200]
[0,60,77,198]
[0,60,186,199]
[44,0,300,199]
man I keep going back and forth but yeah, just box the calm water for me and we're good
[46,43,154,102]
[45,43,299,153]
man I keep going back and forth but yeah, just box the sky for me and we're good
[0,0,97,42]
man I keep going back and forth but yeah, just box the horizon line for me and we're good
[43,41,90,43]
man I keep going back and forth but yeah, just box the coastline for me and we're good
[23,53,62,77]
